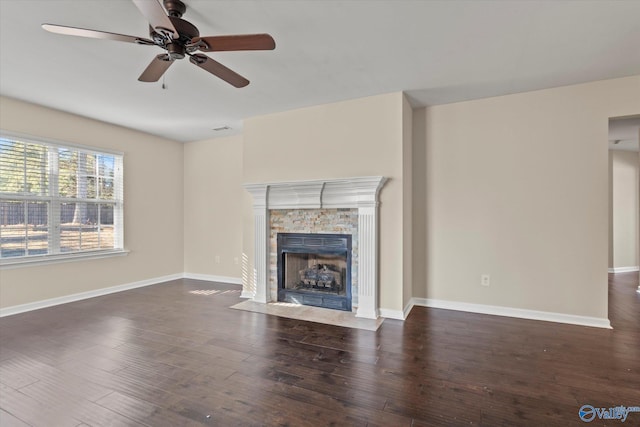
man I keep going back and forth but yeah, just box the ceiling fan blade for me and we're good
[190,34,275,52]
[131,0,178,39]
[42,24,154,45]
[189,54,249,88]
[138,54,174,82]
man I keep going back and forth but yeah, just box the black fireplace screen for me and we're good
[277,233,352,311]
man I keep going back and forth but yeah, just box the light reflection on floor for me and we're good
[189,289,241,296]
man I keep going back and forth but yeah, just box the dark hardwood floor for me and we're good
[0,273,638,426]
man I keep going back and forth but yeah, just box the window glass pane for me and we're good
[81,204,99,250]
[58,148,76,198]
[27,202,48,255]
[86,175,97,199]
[98,155,115,179]
[59,150,98,200]
[99,178,114,199]
[59,202,102,252]
[99,204,115,249]
[0,139,24,193]
[0,200,47,256]
[60,202,80,252]
[64,200,90,225]
[79,153,97,199]
[0,200,26,257]
[24,144,48,195]
[0,140,25,193]
[0,140,48,195]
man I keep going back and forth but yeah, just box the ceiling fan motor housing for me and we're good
[150,15,199,59]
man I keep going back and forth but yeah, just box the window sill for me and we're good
[0,249,129,270]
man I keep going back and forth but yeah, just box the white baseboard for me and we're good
[0,273,183,317]
[608,266,639,274]
[407,297,612,329]
[379,308,405,320]
[379,300,417,321]
[404,299,415,319]
[182,273,242,285]
[240,290,255,299]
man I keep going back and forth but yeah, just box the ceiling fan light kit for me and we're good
[42,0,275,88]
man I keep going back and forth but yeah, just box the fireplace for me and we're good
[277,233,352,311]
[244,176,387,319]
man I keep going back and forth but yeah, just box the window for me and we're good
[0,132,124,264]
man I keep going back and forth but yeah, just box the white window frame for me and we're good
[0,131,127,268]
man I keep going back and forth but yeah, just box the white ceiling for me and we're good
[1,0,639,143]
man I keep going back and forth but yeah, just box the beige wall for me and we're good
[402,95,413,309]
[183,135,243,278]
[242,92,409,312]
[412,108,427,299]
[609,150,640,269]
[421,76,640,319]
[0,97,184,309]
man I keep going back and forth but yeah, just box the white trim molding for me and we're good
[240,289,256,299]
[379,308,405,320]
[0,273,183,317]
[243,176,387,319]
[405,297,612,329]
[378,300,417,321]
[608,266,640,274]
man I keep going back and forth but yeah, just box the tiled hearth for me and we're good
[229,300,384,331]
[243,177,387,320]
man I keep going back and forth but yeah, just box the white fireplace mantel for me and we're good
[243,176,387,319]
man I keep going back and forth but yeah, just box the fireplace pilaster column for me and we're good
[244,184,270,303]
[356,205,379,319]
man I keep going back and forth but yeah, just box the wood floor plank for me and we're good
[0,383,82,426]
[95,391,204,427]
[0,408,31,427]
[0,360,40,389]
[1,354,113,402]
[19,381,146,427]
[55,359,179,408]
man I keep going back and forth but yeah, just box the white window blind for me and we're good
[0,132,123,261]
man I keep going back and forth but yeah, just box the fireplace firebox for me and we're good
[277,233,352,311]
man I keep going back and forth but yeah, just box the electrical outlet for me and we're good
[234,257,239,265]
[215,255,220,264]
[481,274,490,286]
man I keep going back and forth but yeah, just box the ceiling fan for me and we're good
[42,0,275,88]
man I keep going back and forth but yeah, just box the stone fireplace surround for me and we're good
[243,176,387,319]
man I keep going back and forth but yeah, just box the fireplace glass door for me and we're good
[277,233,352,311]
